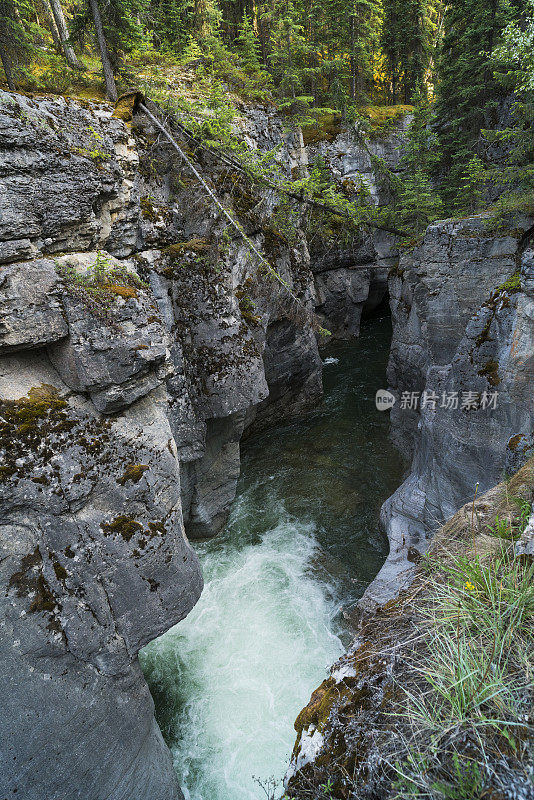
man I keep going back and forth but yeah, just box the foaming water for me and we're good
[140,316,404,800]
[140,497,343,800]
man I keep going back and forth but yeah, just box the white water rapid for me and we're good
[140,492,344,800]
[140,320,404,800]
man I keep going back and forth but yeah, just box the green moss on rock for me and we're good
[302,112,342,145]
[8,548,60,618]
[478,359,501,386]
[497,272,521,295]
[101,515,144,542]
[164,238,211,259]
[118,464,149,485]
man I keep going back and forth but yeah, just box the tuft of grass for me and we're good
[392,509,534,799]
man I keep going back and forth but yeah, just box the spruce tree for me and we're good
[381,0,427,103]
[266,0,313,103]
[150,0,192,54]
[348,0,381,104]
[235,12,261,73]
[0,0,33,89]
[396,91,443,232]
[433,0,525,207]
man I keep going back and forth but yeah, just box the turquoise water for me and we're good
[140,316,404,800]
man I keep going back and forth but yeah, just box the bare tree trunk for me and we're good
[0,44,15,90]
[41,0,63,53]
[285,0,295,98]
[88,0,118,101]
[350,7,356,102]
[48,0,84,69]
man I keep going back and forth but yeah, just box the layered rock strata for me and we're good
[0,90,322,800]
[362,213,534,611]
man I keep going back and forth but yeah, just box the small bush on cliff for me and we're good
[55,250,148,320]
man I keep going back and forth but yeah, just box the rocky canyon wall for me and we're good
[6,85,530,800]
[287,205,534,799]
[361,212,534,611]
[0,90,323,800]
[305,115,410,338]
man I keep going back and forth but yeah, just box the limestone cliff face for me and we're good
[5,85,531,800]
[306,115,410,338]
[361,212,534,611]
[0,90,321,799]
[289,207,534,793]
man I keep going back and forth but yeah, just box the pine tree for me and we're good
[0,0,33,89]
[235,11,261,73]
[433,0,525,207]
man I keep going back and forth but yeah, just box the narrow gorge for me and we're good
[0,81,532,800]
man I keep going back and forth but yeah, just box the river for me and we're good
[140,315,404,800]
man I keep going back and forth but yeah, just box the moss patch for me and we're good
[53,561,68,581]
[164,238,211,259]
[302,111,343,145]
[478,358,501,386]
[497,272,521,295]
[508,433,525,452]
[235,280,262,327]
[8,547,61,625]
[112,90,144,122]
[103,283,139,300]
[118,463,149,485]
[361,104,413,134]
[0,384,70,442]
[0,384,114,491]
[475,316,493,348]
[101,515,144,542]
[140,196,158,221]
[55,252,149,322]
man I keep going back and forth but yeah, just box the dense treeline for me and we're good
[0,0,469,107]
[0,0,532,227]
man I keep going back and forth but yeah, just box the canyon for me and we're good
[0,89,532,800]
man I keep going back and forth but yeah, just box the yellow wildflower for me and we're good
[465,580,475,592]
